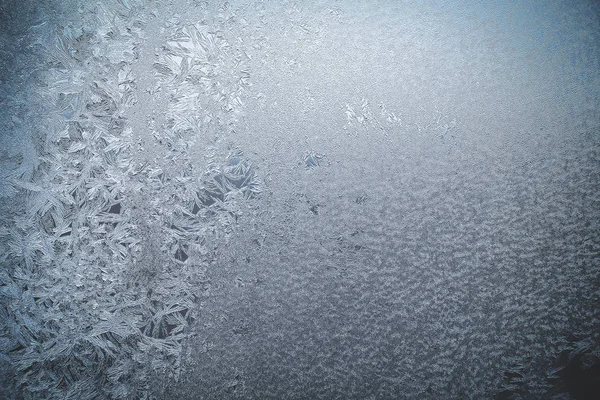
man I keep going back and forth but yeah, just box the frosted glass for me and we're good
[1,0,599,399]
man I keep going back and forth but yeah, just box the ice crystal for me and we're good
[0,1,223,398]
[303,151,325,169]
[344,98,402,135]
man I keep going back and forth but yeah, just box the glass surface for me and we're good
[1,1,599,399]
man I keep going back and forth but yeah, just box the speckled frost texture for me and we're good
[0,0,599,399]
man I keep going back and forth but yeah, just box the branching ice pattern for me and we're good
[154,19,250,136]
[0,1,258,399]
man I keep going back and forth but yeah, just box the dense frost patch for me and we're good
[0,1,253,398]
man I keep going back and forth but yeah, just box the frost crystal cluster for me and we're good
[0,1,258,398]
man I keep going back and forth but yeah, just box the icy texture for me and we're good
[0,0,599,399]
[1,1,209,398]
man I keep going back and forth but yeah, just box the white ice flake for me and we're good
[344,98,402,134]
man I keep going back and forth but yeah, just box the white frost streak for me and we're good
[344,98,403,134]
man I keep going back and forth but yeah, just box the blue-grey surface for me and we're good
[0,1,599,399]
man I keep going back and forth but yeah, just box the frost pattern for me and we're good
[1,1,598,399]
[154,20,250,135]
[0,1,252,398]
[344,98,401,133]
[343,97,458,140]
[303,151,325,169]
